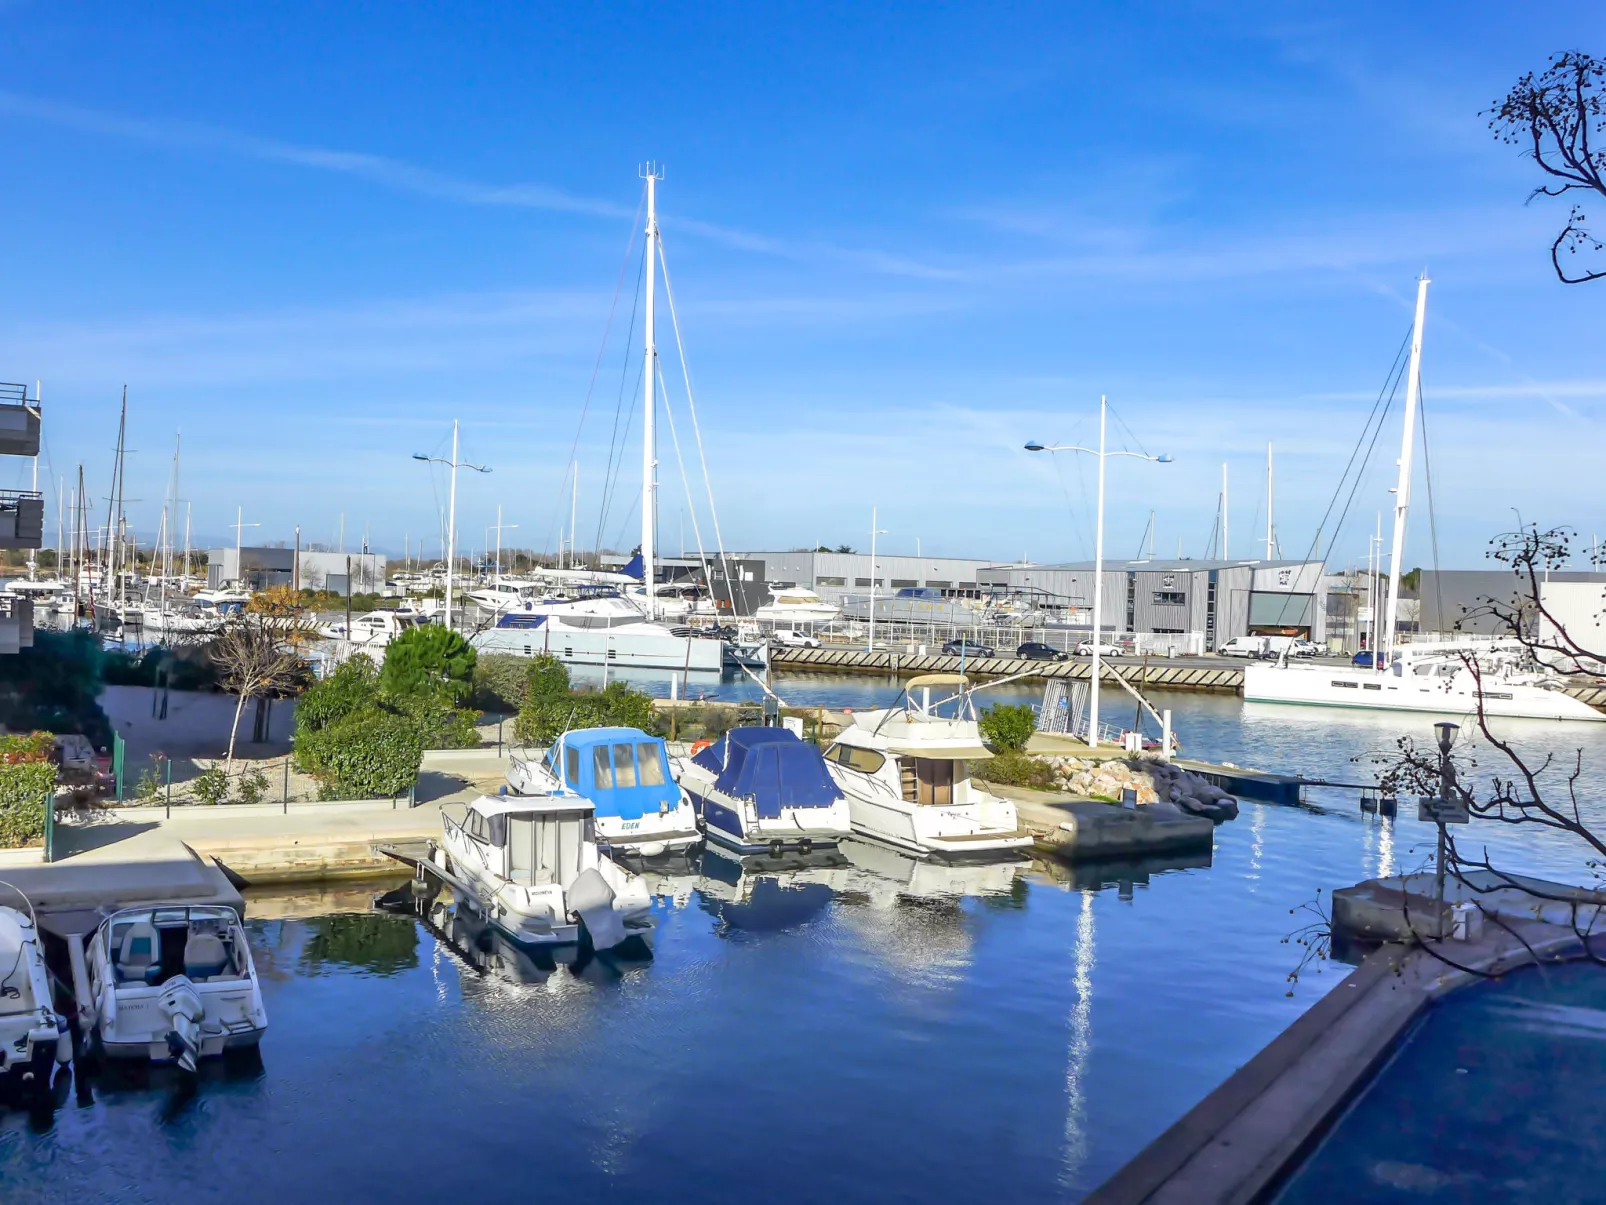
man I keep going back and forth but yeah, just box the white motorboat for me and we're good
[672,726,854,857]
[822,674,1033,859]
[473,588,724,671]
[464,578,540,615]
[1245,639,1606,723]
[436,793,657,954]
[83,904,268,1070]
[507,727,701,859]
[0,898,70,1096]
[754,585,841,626]
[321,608,431,648]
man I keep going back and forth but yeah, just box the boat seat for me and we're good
[115,921,161,985]
[183,933,230,981]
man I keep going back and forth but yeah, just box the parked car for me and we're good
[1352,649,1386,668]
[1074,639,1122,657]
[1289,638,1323,657]
[942,639,996,658]
[769,629,820,649]
[1015,641,1068,662]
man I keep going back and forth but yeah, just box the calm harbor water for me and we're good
[4,678,1605,1203]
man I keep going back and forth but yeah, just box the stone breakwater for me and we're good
[1039,756,1241,822]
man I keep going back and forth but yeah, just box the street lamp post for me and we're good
[414,419,489,633]
[867,507,888,653]
[1026,396,1171,748]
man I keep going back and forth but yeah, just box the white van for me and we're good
[1217,636,1268,658]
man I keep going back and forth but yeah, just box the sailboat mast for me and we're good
[641,166,661,620]
[1222,462,1229,560]
[570,463,579,572]
[28,381,39,581]
[1383,276,1429,661]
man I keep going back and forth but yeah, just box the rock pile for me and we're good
[1038,755,1240,822]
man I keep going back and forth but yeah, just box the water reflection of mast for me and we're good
[1248,801,1265,881]
[1060,889,1096,1188]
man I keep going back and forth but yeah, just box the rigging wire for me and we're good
[655,231,738,601]
[656,359,715,591]
[595,354,644,554]
[1288,323,1414,575]
[543,185,647,562]
[594,241,648,556]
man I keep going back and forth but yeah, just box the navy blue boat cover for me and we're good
[691,727,843,818]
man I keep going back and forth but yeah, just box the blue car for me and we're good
[1352,650,1391,668]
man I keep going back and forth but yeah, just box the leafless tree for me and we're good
[1488,51,1606,284]
[212,614,306,773]
[1374,524,1606,972]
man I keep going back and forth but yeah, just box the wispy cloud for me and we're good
[0,90,633,218]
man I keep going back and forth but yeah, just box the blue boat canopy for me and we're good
[692,727,843,819]
[547,727,679,821]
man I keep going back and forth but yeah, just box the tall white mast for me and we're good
[641,166,662,619]
[1383,275,1429,661]
[1265,442,1274,560]
[28,381,39,581]
[570,464,579,571]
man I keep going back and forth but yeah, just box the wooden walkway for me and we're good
[768,646,1244,693]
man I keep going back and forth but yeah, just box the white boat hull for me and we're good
[839,789,1034,859]
[1243,663,1605,723]
[474,625,724,671]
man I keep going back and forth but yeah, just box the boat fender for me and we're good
[55,1018,71,1065]
[690,739,713,756]
[769,839,784,858]
[798,838,813,855]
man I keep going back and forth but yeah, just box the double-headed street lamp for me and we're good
[1026,395,1171,748]
[413,418,489,633]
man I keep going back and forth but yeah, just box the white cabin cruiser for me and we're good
[672,726,853,857]
[754,585,841,626]
[321,608,430,648]
[0,900,70,1096]
[436,793,656,954]
[507,727,701,859]
[84,904,268,1071]
[465,578,539,615]
[823,674,1032,860]
[473,588,724,671]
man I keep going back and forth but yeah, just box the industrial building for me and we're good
[208,547,386,594]
[975,558,1330,648]
[737,550,1330,649]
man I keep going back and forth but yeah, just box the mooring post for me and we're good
[282,757,290,812]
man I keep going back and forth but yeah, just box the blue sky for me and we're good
[1,2,1602,570]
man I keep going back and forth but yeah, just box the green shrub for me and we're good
[392,689,481,750]
[979,703,1037,753]
[380,626,476,703]
[235,767,270,805]
[134,764,164,801]
[513,679,658,747]
[971,750,1055,790]
[0,630,111,749]
[524,654,570,702]
[472,654,531,711]
[191,767,230,807]
[296,708,423,799]
[295,655,381,737]
[0,732,56,848]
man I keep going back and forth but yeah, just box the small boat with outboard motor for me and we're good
[433,792,657,955]
[82,903,268,1071]
[0,889,71,1099]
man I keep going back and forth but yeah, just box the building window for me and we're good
[926,580,952,588]
[855,577,883,587]
[1151,591,1186,606]
[816,576,846,587]
[890,579,917,588]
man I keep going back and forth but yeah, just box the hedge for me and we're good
[0,732,57,848]
[295,708,423,800]
[514,680,658,747]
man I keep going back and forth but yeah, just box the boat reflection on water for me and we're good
[688,846,848,936]
[372,881,650,988]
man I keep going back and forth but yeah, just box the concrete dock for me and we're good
[990,784,1216,863]
[1084,873,1604,1204]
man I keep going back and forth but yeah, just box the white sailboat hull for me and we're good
[473,624,723,671]
[1243,662,1605,723]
